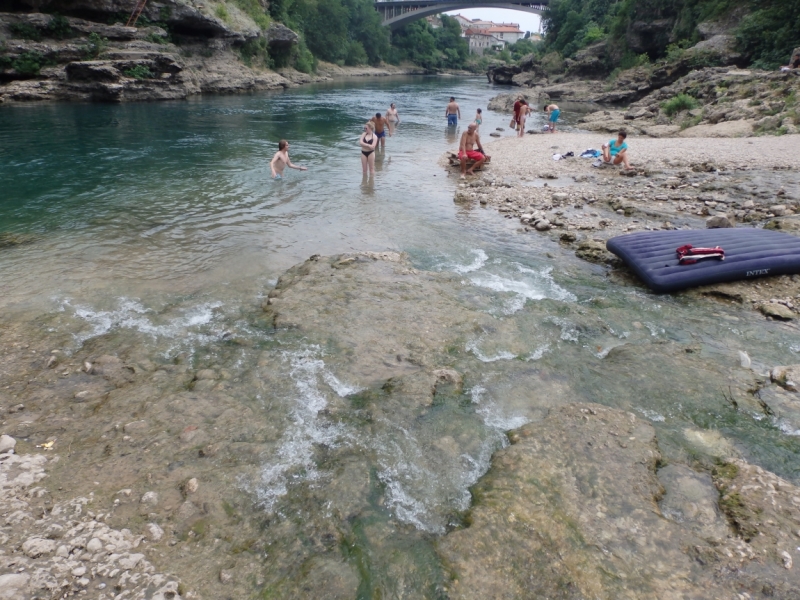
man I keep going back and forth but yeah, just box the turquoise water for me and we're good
[2,76,800,597]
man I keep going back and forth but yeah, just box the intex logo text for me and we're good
[746,269,770,277]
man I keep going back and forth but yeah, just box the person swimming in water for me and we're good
[386,103,400,134]
[270,139,307,179]
[360,121,378,177]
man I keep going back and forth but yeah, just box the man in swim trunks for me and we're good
[370,113,390,149]
[458,122,489,178]
[270,139,307,179]
[544,104,560,133]
[446,97,461,127]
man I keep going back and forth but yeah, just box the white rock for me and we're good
[184,478,199,494]
[71,566,87,577]
[0,573,30,594]
[145,523,164,542]
[0,434,16,454]
[22,537,56,558]
[117,553,145,570]
[140,491,159,505]
[55,545,69,558]
[782,550,793,569]
[86,538,103,552]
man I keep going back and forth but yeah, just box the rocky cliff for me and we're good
[0,0,309,102]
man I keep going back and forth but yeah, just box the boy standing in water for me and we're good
[270,139,307,179]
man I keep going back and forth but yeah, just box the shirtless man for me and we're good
[458,122,489,178]
[446,97,461,127]
[270,139,307,179]
[370,112,390,149]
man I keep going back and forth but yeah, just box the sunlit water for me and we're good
[3,76,800,595]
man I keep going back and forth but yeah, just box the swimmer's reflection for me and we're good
[360,174,375,195]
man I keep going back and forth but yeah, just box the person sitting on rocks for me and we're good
[458,123,489,179]
[780,52,800,71]
[597,130,632,170]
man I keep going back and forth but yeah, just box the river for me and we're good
[2,76,800,598]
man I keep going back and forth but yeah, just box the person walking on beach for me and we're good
[473,108,483,131]
[360,121,378,177]
[517,101,532,137]
[544,103,560,133]
[511,96,523,130]
[386,103,400,134]
[270,139,307,179]
[370,113,390,149]
[446,97,461,127]
[458,122,489,179]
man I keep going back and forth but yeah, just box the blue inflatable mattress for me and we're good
[606,228,800,293]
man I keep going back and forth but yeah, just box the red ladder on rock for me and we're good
[126,0,148,27]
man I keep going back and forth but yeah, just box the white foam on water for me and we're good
[451,249,488,274]
[256,347,349,512]
[790,343,800,354]
[635,408,666,423]
[525,344,550,361]
[322,371,362,397]
[470,385,529,431]
[775,418,800,436]
[61,297,223,350]
[466,263,575,315]
[644,322,665,337]
[374,419,504,534]
[547,317,580,343]
[466,338,516,362]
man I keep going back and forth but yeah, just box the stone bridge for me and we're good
[375,0,549,30]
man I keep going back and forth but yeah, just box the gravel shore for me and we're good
[480,132,799,176]
[447,131,800,316]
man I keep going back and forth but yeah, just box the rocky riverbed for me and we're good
[4,248,800,597]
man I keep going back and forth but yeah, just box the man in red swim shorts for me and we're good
[458,123,490,178]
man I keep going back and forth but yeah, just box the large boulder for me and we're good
[487,64,521,85]
[564,40,610,80]
[265,22,298,48]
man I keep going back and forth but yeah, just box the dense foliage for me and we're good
[268,0,391,69]
[267,0,469,72]
[389,16,469,69]
[542,0,800,68]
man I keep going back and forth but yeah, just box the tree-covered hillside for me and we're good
[267,0,469,72]
[543,0,800,68]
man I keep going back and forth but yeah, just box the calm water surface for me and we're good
[2,76,800,596]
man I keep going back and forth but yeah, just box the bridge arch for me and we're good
[376,0,549,30]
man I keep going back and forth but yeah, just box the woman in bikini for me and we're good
[386,103,400,135]
[360,121,378,177]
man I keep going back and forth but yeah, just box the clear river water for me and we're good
[2,76,800,597]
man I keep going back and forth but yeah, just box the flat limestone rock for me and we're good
[437,403,800,599]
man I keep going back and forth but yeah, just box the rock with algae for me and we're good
[437,403,800,599]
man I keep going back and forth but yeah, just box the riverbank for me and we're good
[450,131,800,316]
[0,11,450,104]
